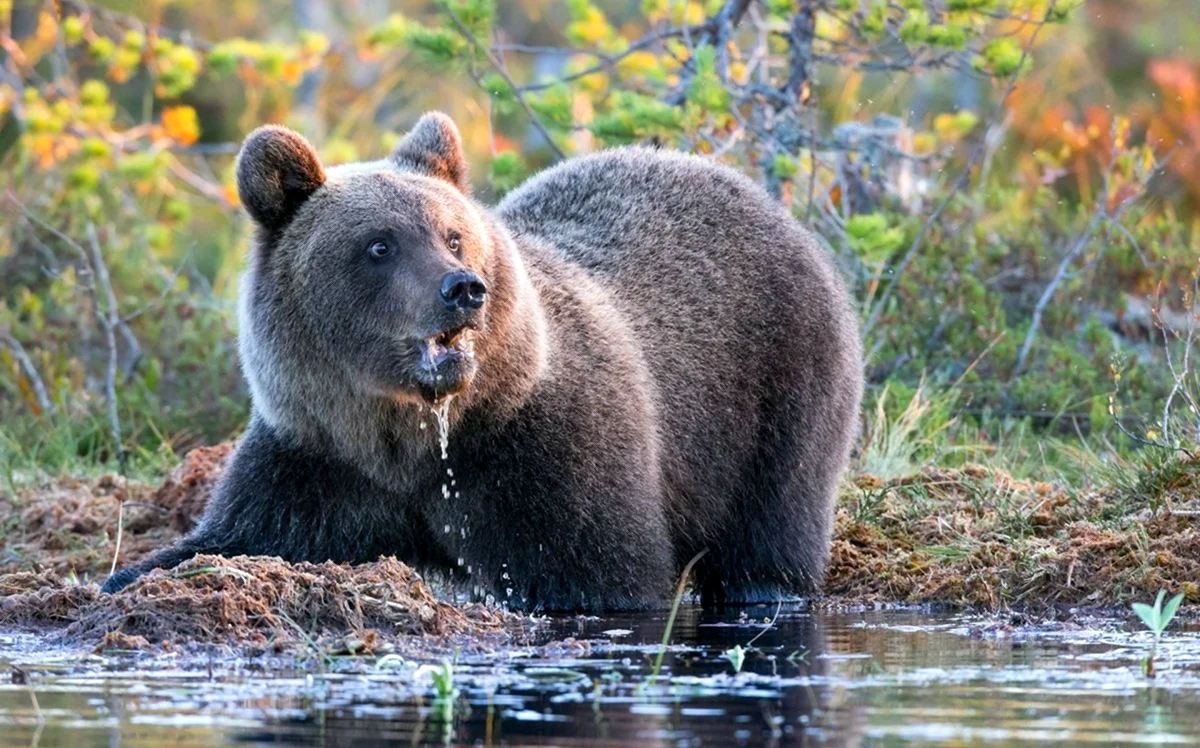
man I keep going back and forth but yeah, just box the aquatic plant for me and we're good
[1133,589,1184,677]
[416,657,458,701]
[639,549,706,694]
[723,601,782,674]
[723,644,746,674]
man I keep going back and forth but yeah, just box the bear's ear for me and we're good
[236,125,326,232]
[391,112,469,193]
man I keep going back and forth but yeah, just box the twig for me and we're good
[7,195,141,374]
[444,8,566,161]
[109,499,125,577]
[1012,216,1103,379]
[1013,150,1155,379]
[121,249,193,323]
[0,327,55,416]
[861,1,1058,340]
[85,222,127,475]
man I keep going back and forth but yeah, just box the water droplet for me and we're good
[506,587,513,597]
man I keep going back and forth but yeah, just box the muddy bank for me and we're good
[0,444,231,579]
[826,458,1200,609]
[2,444,1198,653]
[0,553,515,653]
[1,445,518,653]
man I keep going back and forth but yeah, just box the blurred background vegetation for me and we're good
[0,0,1197,486]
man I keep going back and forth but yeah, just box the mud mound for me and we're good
[0,554,513,651]
[826,458,1200,609]
[152,442,234,533]
[0,570,101,624]
[0,443,234,579]
[0,474,164,578]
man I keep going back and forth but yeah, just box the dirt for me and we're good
[0,553,513,653]
[0,444,519,653]
[2,444,1198,653]
[153,442,234,534]
[0,443,231,580]
[825,457,1200,609]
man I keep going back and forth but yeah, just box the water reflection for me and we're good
[4,606,1200,745]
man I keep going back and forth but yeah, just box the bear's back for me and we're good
[498,148,861,537]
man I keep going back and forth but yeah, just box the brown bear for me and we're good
[103,112,863,611]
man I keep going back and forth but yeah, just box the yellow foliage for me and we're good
[616,50,660,79]
[162,106,201,146]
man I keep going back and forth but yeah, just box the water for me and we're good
[432,396,454,462]
[5,606,1200,745]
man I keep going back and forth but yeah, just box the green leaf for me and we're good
[1132,602,1159,633]
[723,644,745,674]
[1161,592,1185,631]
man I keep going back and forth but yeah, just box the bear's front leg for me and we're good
[431,403,675,612]
[102,417,411,593]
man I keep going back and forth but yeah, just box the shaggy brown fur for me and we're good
[105,113,863,611]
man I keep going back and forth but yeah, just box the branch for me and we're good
[8,194,142,379]
[444,8,566,161]
[1012,147,1160,380]
[86,222,127,475]
[1011,207,1107,379]
[861,0,1058,341]
[0,327,55,416]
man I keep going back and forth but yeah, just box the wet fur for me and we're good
[105,114,863,611]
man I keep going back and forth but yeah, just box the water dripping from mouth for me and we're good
[429,395,455,504]
[432,395,454,461]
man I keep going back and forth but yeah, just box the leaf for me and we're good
[161,106,200,146]
[1161,592,1185,631]
[1132,602,1159,633]
[724,644,745,674]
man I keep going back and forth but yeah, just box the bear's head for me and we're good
[234,113,543,431]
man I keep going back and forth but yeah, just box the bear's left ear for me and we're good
[392,112,469,193]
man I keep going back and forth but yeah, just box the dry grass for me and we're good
[827,457,1200,609]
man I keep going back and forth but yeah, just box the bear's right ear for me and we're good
[235,125,326,232]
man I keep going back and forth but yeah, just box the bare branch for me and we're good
[0,327,55,416]
[444,8,567,161]
[861,1,1059,341]
[86,222,127,475]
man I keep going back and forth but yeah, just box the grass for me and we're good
[827,450,1200,609]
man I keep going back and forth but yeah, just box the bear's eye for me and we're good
[448,233,462,253]
[367,240,391,260]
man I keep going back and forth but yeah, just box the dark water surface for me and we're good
[4,605,1200,746]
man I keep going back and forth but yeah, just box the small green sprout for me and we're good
[1132,589,1184,677]
[416,659,458,700]
[723,644,746,674]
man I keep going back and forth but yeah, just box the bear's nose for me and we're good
[440,270,487,310]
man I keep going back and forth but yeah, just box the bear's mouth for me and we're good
[419,326,475,369]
